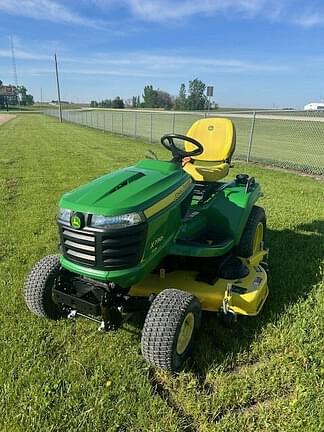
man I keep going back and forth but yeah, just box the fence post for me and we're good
[121,111,124,135]
[134,112,137,138]
[172,113,175,134]
[112,111,114,132]
[150,112,153,143]
[246,111,256,163]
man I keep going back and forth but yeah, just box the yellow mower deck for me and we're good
[130,255,268,316]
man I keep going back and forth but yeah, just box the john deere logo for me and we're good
[70,215,81,229]
[208,125,214,131]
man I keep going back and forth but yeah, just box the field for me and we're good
[45,109,324,176]
[0,114,323,432]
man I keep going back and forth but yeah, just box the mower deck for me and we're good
[130,258,268,316]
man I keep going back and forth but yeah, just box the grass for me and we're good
[0,114,323,432]
[43,109,324,176]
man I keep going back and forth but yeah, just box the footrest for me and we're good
[171,238,234,257]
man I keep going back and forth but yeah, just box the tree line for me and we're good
[90,96,125,109]
[90,78,216,111]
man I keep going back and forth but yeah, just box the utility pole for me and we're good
[10,35,19,105]
[54,53,63,123]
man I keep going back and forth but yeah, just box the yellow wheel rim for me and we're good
[176,312,195,355]
[252,222,264,255]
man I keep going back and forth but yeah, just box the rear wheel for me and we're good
[141,289,201,372]
[23,255,63,319]
[237,206,266,258]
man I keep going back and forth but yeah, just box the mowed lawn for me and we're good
[51,109,324,175]
[0,114,323,432]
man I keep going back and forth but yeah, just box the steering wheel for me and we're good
[160,134,203,163]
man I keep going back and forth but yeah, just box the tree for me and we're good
[186,78,208,110]
[25,94,34,105]
[174,83,187,110]
[99,99,112,108]
[90,100,98,107]
[142,85,173,109]
[17,85,28,105]
[112,96,124,109]
[156,90,173,110]
[131,96,141,108]
[143,85,158,108]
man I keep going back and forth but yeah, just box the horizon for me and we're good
[1,0,324,108]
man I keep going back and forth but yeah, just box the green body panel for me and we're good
[60,159,190,216]
[170,181,261,257]
[59,158,262,287]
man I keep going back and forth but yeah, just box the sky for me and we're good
[0,0,324,108]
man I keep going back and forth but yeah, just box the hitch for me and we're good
[99,287,122,332]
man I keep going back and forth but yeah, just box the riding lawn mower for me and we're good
[24,118,269,372]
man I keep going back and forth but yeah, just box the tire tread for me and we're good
[141,289,200,371]
[23,255,62,319]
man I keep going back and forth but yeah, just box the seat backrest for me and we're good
[185,118,236,162]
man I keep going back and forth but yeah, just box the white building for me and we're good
[304,102,324,111]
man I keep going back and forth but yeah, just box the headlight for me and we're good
[58,208,72,222]
[91,212,144,229]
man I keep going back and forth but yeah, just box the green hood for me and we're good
[59,159,191,216]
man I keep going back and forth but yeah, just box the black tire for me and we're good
[141,289,201,372]
[237,206,267,258]
[23,255,62,319]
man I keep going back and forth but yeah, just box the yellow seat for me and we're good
[183,118,236,182]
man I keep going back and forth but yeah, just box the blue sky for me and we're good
[0,0,324,107]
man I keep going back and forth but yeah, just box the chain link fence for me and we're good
[43,108,324,176]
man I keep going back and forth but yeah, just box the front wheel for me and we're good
[23,255,63,319]
[141,289,201,372]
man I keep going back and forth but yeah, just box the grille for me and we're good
[59,223,147,270]
[61,227,96,266]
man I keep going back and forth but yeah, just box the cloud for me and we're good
[93,0,324,27]
[1,0,324,30]
[93,0,267,22]
[0,44,290,78]
[0,48,52,61]
[0,0,103,28]
[133,0,267,21]
[294,12,324,27]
